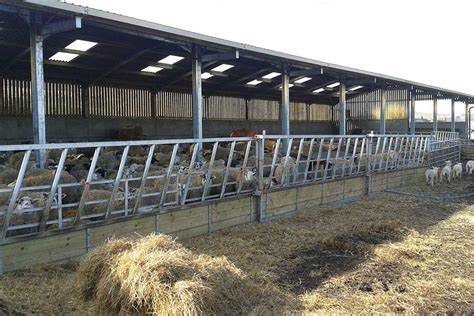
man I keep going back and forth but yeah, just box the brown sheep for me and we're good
[0,167,18,185]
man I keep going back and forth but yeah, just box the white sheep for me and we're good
[466,160,474,175]
[274,156,296,185]
[425,167,439,187]
[452,163,463,180]
[440,161,452,184]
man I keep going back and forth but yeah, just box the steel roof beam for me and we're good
[84,45,161,87]
[41,16,81,37]
[202,50,239,62]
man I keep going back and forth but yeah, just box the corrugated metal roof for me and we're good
[3,0,474,101]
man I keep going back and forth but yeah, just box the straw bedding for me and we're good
[0,178,472,314]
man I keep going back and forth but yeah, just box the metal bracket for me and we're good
[41,16,82,37]
[202,49,239,62]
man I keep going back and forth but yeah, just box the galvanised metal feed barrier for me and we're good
[0,133,451,240]
[428,132,461,166]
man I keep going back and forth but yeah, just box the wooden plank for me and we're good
[297,198,322,210]
[344,189,364,199]
[264,189,298,216]
[322,181,344,197]
[344,178,365,192]
[266,188,297,208]
[213,214,250,231]
[2,230,86,272]
[90,218,155,248]
[170,225,209,240]
[211,198,251,223]
[371,183,387,192]
[322,192,345,204]
[297,184,323,202]
[160,206,209,234]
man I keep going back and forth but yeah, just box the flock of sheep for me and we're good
[0,143,264,235]
[425,160,474,186]
[0,136,446,237]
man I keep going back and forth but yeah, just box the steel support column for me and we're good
[464,101,469,137]
[0,76,3,110]
[451,99,456,132]
[410,90,416,135]
[433,98,438,132]
[191,46,203,140]
[406,89,410,132]
[30,13,46,168]
[281,64,290,151]
[339,82,346,135]
[380,89,386,134]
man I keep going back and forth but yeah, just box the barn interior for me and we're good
[1,0,472,145]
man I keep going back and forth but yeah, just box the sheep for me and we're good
[128,146,147,157]
[274,156,296,185]
[47,149,64,164]
[172,168,210,202]
[228,167,257,192]
[79,189,113,220]
[64,154,91,171]
[425,167,440,186]
[153,152,173,167]
[246,156,273,177]
[325,157,353,177]
[452,163,463,180]
[7,152,34,170]
[440,161,452,183]
[203,166,255,195]
[156,145,174,154]
[10,170,80,204]
[128,155,147,165]
[202,159,226,170]
[0,167,19,185]
[97,151,119,171]
[0,191,65,236]
[466,160,474,175]
[0,153,7,165]
[0,184,11,208]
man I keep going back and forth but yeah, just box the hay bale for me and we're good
[76,234,273,315]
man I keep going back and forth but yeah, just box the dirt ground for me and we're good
[0,177,473,314]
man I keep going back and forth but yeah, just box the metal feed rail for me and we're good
[0,133,443,240]
[432,131,460,142]
[256,134,432,190]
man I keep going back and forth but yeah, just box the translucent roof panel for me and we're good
[65,39,98,52]
[49,52,79,62]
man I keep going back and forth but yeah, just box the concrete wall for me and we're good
[0,116,336,144]
[415,121,466,134]
[4,115,462,145]
[350,119,409,133]
[0,167,426,273]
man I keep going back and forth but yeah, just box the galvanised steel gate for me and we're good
[0,133,446,239]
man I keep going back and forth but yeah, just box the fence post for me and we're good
[255,131,265,222]
[366,132,374,195]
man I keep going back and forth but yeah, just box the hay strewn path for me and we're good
[0,178,473,314]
